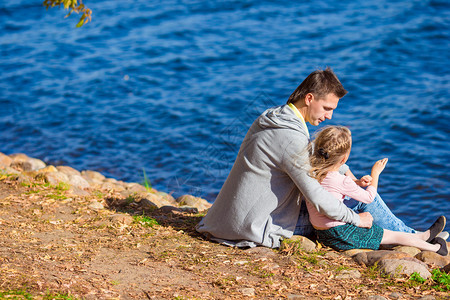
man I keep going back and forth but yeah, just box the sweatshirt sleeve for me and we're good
[281,137,361,226]
[340,176,377,204]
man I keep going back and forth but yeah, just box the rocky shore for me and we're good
[0,152,449,299]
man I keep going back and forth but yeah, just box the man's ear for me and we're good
[305,93,314,105]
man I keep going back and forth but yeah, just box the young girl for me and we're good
[306,126,448,256]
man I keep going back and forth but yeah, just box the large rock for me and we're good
[415,251,450,268]
[67,174,91,189]
[81,170,105,186]
[124,183,147,194]
[0,166,20,175]
[442,263,450,273]
[155,191,176,205]
[378,258,431,279]
[280,235,317,253]
[343,249,373,257]
[0,153,12,168]
[352,250,411,266]
[176,195,212,211]
[393,246,422,257]
[140,192,173,208]
[38,171,69,186]
[57,166,81,177]
[9,153,46,171]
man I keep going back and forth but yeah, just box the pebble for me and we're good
[389,292,402,299]
[110,214,134,225]
[0,153,12,168]
[241,288,255,297]
[335,269,361,280]
[367,296,387,300]
[88,201,104,210]
[244,247,277,258]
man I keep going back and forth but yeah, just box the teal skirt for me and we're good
[316,223,384,251]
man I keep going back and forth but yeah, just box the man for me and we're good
[196,68,446,248]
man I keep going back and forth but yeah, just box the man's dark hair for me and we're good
[287,67,348,104]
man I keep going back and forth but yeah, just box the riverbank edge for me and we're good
[0,151,449,299]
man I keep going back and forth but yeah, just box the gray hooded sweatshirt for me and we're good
[196,105,360,248]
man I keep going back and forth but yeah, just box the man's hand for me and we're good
[355,175,372,187]
[358,212,373,228]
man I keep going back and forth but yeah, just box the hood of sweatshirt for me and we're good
[257,104,308,134]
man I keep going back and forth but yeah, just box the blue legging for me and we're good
[294,193,415,238]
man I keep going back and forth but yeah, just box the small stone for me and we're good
[280,235,317,253]
[176,194,211,211]
[110,214,133,225]
[159,205,182,214]
[178,205,198,214]
[68,186,91,197]
[389,292,402,299]
[88,201,104,210]
[378,258,431,279]
[287,295,310,300]
[0,153,12,168]
[324,252,341,259]
[335,269,361,280]
[415,251,450,268]
[367,296,387,300]
[418,296,435,300]
[245,247,277,258]
[100,181,118,191]
[394,246,422,257]
[56,166,81,176]
[241,288,255,297]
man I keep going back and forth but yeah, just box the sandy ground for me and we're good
[0,177,448,300]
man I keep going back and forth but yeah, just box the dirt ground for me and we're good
[0,177,448,300]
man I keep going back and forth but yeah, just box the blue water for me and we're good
[1,0,449,231]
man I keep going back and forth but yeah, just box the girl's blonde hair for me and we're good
[308,126,352,182]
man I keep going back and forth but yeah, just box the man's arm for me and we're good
[282,138,372,228]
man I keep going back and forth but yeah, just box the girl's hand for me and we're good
[356,175,372,187]
[372,158,388,176]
